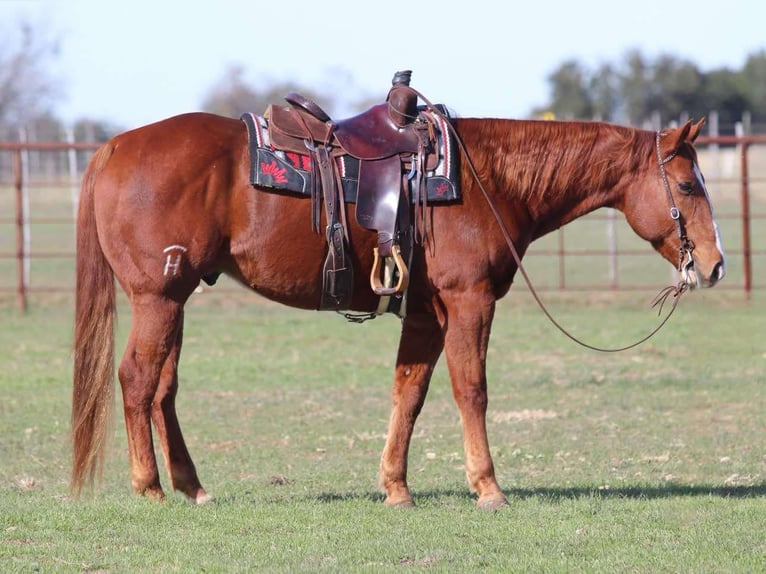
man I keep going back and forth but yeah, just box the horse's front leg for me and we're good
[379,313,444,507]
[442,290,508,509]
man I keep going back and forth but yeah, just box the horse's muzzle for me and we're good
[683,256,726,289]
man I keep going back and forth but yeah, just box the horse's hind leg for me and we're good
[151,309,211,504]
[118,294,184,500]
[380,313,444,507]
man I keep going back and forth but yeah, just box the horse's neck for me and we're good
[460,119,635,233]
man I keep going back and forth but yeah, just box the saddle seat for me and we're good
[267,85,422,161]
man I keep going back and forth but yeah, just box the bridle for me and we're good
[407,87,692,352]
[656,130,696,279]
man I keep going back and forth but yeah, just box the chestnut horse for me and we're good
[71,113,725,509]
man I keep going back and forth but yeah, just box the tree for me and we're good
[740,50,766,119]
[546,60,593,119]
[589,63,620,121]
[650,55,704,121]
[704,68,750,128]
[619,50,653,125]
[73,118,122,143]
[0,21,60,130]
[201,65,332,119]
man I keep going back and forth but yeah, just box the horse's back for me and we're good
[107,112,246,170]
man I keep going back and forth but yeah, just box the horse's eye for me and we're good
[678,181,695,195]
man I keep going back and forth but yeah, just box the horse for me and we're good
[71,109,726,509]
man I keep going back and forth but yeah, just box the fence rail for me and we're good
[1,138,764,312]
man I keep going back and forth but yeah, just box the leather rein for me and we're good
[410,88,691,353]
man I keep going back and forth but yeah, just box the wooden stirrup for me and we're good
[370,245,409,296]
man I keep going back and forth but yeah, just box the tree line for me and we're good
[537,49,766,132]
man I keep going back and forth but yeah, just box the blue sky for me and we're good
[4,0,765,129]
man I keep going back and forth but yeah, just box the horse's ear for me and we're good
[661,120,693,155]
[689,117,705,142]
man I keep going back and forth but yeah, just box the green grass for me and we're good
[1,290,765,572]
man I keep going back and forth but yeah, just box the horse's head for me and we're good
[622,119,726,289]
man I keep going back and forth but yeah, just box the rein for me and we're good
[409,88,690,353]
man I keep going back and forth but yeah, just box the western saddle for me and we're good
[265,70,435,311]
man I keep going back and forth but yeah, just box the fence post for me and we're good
[19,127,31,293]
[13,149,27,313]
[607,208,617,289]
[709,110,720,180]
[740,142,752,298]
[66,127,79,218]
[557,228,566,289]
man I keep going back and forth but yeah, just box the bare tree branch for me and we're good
[0,21,60,128]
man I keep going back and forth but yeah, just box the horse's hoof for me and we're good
[140,486,166,502]
[384,497,415,509]
[193,492,214,505]
[183,488,214,505]
[477,495,509,511]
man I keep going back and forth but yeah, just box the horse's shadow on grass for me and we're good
[508,483,766,501]
[312,483,766,505]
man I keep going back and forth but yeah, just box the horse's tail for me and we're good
[71,143,117,497]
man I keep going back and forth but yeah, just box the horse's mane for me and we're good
[457,119,653,203]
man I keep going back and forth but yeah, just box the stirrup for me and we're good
[370,245,409,296]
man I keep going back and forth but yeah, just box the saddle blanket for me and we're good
[241,109,461,204]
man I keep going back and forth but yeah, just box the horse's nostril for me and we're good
[711,261,725,284]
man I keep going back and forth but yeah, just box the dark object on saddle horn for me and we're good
[388,70,418,128]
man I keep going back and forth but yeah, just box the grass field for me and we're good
[1,287,764,572]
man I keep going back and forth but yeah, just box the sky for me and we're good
[3,0,765,130]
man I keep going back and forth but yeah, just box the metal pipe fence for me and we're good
[1,138,764,312]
